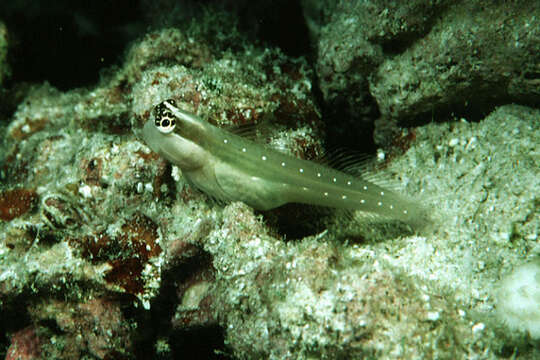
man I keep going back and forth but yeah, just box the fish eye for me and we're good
[155,115,176,134]
[153,100,177,134]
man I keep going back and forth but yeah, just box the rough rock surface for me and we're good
[313,0,540,146]
[0,2,539,359]
[0,22,8,87]
[0,15,322,359]
[201,104,539,359]
[370,1,540,141]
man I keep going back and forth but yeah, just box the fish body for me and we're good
[142,100,428,227]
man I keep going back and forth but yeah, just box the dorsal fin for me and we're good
[224,123,263,140]
[222,111,278,141]
[224,120,297,156]
[318,147,373,175]
[318,147,403,192]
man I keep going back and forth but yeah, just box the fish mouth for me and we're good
[142,121,183,162]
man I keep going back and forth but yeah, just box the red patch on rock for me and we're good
[72,213,161,294]
[0,189,38,221]
[6,327,42,360]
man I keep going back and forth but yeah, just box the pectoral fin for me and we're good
[213,161,287,210]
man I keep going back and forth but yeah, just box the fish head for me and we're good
[142,100,209,171]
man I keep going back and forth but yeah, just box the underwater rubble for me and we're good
[0,1,539,359]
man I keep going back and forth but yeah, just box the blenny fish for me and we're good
[142,100,428,228]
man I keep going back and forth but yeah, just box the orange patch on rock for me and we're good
[9,117,49,140]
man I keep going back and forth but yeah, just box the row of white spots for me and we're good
[224,138,408,215]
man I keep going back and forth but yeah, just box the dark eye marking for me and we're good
[153,99,177,134]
